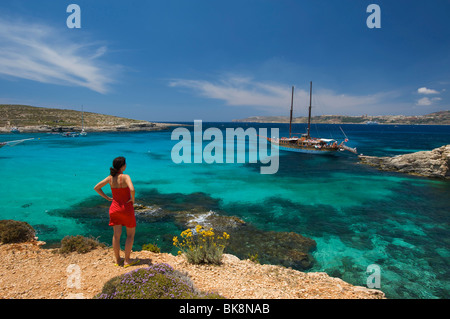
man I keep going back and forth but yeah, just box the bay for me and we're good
[1,123,449,299]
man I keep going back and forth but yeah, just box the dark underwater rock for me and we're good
[134,203,316,270]
[227,229,317,270]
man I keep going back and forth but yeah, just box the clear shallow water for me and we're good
[1,123,449,299]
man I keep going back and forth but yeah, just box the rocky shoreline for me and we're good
[0,241,385,299]
[233,110,450,125]
[0,122,182,133]
[358,145,450,179]
[0,104,185,133]
[0,203,385,300]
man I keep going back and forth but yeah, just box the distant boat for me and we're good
[365,121,379,125]
[10,127,20,133]
[80,105,87,136]
[61,132,80,137]
[267,82,357,155]
[62,106,87,137]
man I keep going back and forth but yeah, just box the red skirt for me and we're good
[109,187,136,228]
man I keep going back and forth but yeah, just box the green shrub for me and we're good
[173,225,230,265]
[58,235,105,254]
[142,242,161,253]
[95,263,224,299]
[248,253,260,264]
[0,220,35,244]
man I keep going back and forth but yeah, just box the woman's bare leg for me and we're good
[124,227,136,265]
[112,225,122,264]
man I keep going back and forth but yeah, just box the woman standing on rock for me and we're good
[94,156,139,267]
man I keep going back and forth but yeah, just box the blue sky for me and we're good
[0,0,449,122]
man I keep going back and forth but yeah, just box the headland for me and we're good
[233,110,450,125]
[0,104,181,133]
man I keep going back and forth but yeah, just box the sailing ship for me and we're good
[268,82,357,155]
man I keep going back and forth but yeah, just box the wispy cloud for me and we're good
[0,18,118,93]
[169,76,290,109]
[169,76,388,115]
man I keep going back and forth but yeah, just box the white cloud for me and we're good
[0,18,118,93]
[417,87,439,95]
[417,97,432,106]
[169,76,385,115]
[416,97,442,106]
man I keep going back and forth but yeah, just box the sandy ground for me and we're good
[0,241,385,299]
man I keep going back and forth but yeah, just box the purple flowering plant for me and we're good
[95,263,223,299]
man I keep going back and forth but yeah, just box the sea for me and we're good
[1,122,449,299]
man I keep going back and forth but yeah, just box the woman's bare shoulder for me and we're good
[94,175,111,189]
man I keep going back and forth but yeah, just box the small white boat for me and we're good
[61,132,80,137]
[80,106,87,136]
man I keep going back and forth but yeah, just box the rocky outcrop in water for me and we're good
[134,204,317,270]
[358,145,450,179]
[227,229,316,270]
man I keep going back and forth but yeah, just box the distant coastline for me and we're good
[233,110,450,125]
[0,104,183,133]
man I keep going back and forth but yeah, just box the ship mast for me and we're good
[289,86,294,138]
[307,81,312,139]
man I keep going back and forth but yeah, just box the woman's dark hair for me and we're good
[110,157,126,177]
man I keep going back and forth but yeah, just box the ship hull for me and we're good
[268,138,339,155]
[277,145,338,154]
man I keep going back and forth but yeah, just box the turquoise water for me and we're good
[1,123,449,299]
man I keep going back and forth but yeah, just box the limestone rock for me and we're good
[358,145,450,179]
[0,243,386,299]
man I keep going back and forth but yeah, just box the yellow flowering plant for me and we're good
[173,224,230,265]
